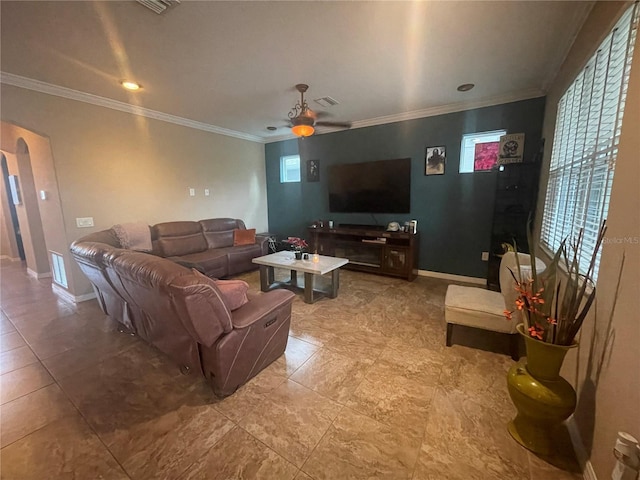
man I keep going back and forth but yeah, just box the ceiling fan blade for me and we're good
[316,121,352,128]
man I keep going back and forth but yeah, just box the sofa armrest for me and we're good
[231,290,295,329]
[255,234,270,255]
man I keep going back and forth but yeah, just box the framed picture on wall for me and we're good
[307,159,320,182]
[425,146,446,175]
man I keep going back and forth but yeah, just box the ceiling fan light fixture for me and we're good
[121,80,142,91]
[291,124,315,137]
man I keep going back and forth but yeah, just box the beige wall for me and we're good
[0,84,268,297]
[538,2,639,478]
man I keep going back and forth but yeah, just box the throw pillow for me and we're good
[191,269,250,312]
[233,228,256,246]
[214,279,250,311]
[111,222,152,251]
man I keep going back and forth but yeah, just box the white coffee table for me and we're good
[252,251,349,304]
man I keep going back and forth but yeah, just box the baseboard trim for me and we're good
[51,283,97,304]
[27,268,52,279]
[417,269,486,285]
[0,255,21,262]
[567,418,597,480]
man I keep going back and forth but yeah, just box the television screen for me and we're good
[328,158,411,213]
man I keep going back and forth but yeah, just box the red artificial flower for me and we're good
[286,237,308,249]
[528,325,544,340]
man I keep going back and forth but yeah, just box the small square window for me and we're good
[280,155,301,183]
[459,130,507,173]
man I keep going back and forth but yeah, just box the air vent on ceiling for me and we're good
[314,96,339,108]
[136,0,180,14]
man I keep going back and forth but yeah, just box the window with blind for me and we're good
[541,3,638,280]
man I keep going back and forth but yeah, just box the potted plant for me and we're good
[504,221,607,455]
[285,237,308,260]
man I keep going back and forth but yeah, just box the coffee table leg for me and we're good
[330,269,340,298]
[259,265,274,292]
[304,272,315,304]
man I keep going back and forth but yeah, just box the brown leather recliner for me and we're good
[69,230,134,332]
[71,243,294,396]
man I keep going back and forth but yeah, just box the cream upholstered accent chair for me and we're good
[444,252,545,360]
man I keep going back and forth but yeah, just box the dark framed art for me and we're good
[307,159,320,182]
[425,146,446,175]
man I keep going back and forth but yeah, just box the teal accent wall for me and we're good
[265,97,545,278]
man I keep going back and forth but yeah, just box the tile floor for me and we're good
[0,259,582,479]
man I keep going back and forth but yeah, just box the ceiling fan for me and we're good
[288,84,352,137]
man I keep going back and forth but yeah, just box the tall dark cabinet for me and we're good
[487,160,542,290]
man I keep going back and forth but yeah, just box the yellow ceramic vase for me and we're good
[507,324,578,455]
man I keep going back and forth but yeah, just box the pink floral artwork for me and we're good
[474,142,500,171]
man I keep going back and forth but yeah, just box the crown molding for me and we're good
[350,88,546,130]
[264,88,546,144]
[0,72,264,143]
[2,72,544,145]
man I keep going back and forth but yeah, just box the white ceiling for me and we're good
[0,1,593,143]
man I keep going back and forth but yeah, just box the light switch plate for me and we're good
[481,251,489,261]
[204,189,210,196]
[76,217,94,228]
[189,188,195,196]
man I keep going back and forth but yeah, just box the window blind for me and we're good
[541,3,639,280]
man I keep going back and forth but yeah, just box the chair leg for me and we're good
[510,334,520,361]
[446,323,453,347]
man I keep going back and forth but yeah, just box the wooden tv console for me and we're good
[307,226,419,281]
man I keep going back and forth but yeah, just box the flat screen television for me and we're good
[328,158,411,213]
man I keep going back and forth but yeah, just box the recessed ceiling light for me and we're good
[121,80,142,91]
[457,83,475,92]
[266,126,277,131]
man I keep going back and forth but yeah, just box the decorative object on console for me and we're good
[425,146,446,175]
[505,221,608,455]
[233,228,256,246]
[307,159,320,182]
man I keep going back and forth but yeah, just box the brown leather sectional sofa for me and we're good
[70,218,294,396]
[152,218,269,277]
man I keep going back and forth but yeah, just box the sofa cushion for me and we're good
[233,228,256,246]
[214,279,250,311]
[173,250,228,278]
[153,221,207,257]
[200,218,245,249]
[444,285,516,334]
